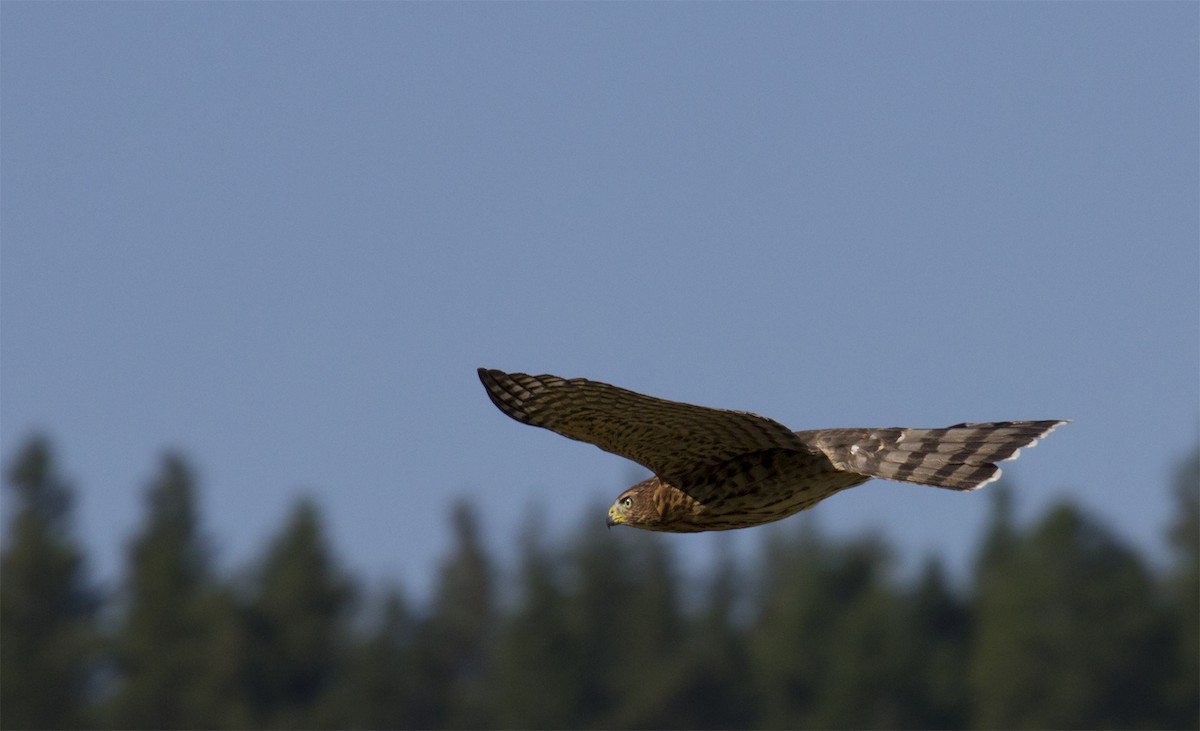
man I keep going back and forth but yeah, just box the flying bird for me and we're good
[477,368,1066,533]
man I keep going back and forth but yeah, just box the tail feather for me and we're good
[802,420,1067,491]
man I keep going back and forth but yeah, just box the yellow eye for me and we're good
[622,497,633,509]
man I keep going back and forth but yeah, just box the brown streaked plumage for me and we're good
[477,368,1067,533]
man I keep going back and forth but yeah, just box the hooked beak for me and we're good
[606,507,622,528]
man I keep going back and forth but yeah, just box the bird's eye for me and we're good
[622,497,633,509]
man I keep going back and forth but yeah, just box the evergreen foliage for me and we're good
[0,437,96,729]
[970,502,1171,729]
[244,498,354,729]
[2,436,1196,730]
[103,454,243,729]
[1166,449,1200,729]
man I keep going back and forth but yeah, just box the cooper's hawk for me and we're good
[478,368,1066,532]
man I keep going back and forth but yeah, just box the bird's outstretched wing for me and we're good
[478,368,815,489]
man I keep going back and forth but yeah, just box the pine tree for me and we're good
[798,537,905,729]
[749,521,831,728]
[749,519,900,728]
[970,501,1169,728]
[1164,448,1199,728]
[104,453,249,728]
[601,531,688,729]
[671,545,758,730]
[558,508,635,729]
[975,482,1018,578]
[549,506,696,729]
[749,523,966,730]
[896,559,968,729]
[331,588,417,729]
[490,512,580,729]
[407,501,494,729]
[0,436,96,730]
[244,498,354,728]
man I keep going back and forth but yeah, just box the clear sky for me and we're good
[3,3,1197,600]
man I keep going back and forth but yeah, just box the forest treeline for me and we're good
[1,434,1197,730]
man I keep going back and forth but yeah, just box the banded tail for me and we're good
[803,420,1068,491]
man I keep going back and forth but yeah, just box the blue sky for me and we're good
[3,3,1197,599]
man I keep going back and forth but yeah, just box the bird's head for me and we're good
[606,479,662,529]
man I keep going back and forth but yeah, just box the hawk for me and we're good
[478,368,1066,532]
